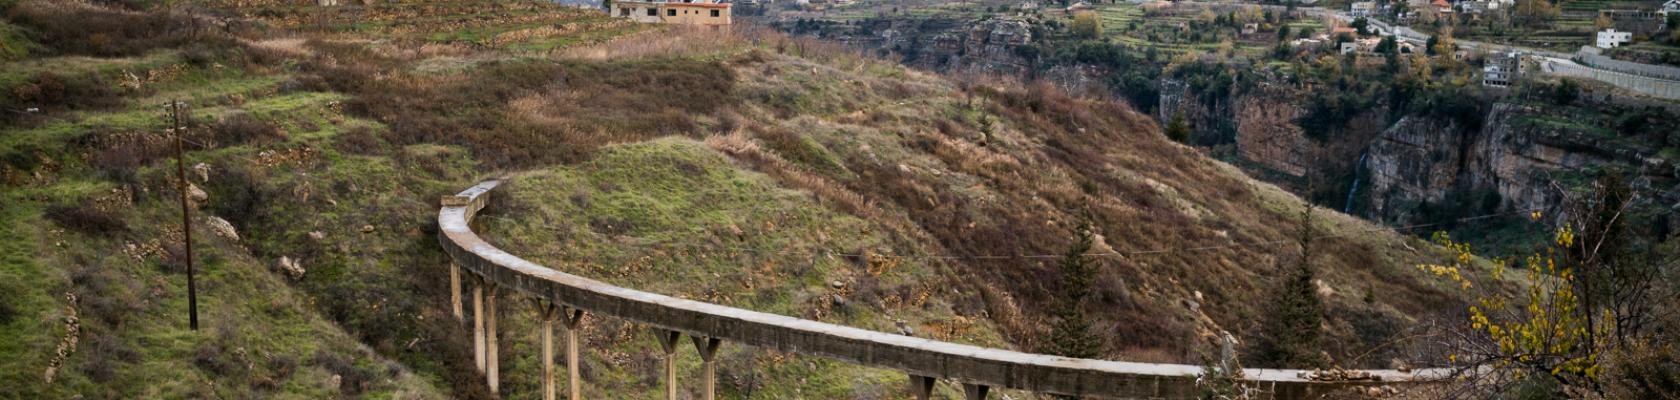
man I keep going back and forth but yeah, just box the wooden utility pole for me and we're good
[170,100,199,331]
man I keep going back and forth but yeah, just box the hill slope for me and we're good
[2,0,1476,398]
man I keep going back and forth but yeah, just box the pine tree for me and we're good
[1166,111,1190,143]
[1251,205,1327,368]
[1043,219,1104,360]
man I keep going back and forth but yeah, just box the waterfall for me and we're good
[1344,152,1368,214]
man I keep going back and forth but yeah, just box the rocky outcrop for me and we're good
[1363,114,1467,220]
[1157,78,1238,147]
[1233,82,1310,176]
[951,18,1032,75]
[1364,102,1676,222]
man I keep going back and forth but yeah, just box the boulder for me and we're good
[276,256,305,280]
[192,163,210,183]
[188,183,209,205]
[205,216,239,241]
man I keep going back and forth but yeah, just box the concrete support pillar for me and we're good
[962,383,990,400]
[486,285,500,394]
[909,375,935,400]
[473,281,485,372]
[450,262,463,321]
[655,329,682,400]
[692,336,721,400]
[540,306,557,400]
[562,308,584,400]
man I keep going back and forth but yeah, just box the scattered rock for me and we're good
[1302,368,1380,382]
[360,224,375,234]
[829,280,845,289]
[308,231,326,241]
[894,319,913,336]
[205,216,239,241]
[192,163,210,183]
[1391,359,1411,373]
[275,256,305,280]
[1314,279,1335,298]
[187,183,209,205]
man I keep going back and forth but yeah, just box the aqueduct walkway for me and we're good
[438,180,1450,399]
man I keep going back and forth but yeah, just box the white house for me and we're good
[1664,0,1680,14]
[1596,29,1632,49]
[1350,1,1376,17]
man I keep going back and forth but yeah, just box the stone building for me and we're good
[1482,52,1518,87]
[612,0,732,25]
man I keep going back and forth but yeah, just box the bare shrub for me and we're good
[45,204,127,237]
[70,262,142,328]
[332,126,383,156]
[195,342,238,376]
[210,113,287,146]
[342,57,735,168]
[3,72,122,126]
[80,333,139,382]
[7,1,207,57]
[83,131,174,183]
[555,25,755,61]
[310,349,371,396]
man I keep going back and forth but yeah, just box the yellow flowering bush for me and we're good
[1418,220,1609,388]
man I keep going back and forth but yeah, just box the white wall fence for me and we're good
[1545,60,1680,100]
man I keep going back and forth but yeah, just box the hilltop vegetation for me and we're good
[0,0,1529,398]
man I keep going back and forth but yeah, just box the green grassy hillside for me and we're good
[2,0,1490,398]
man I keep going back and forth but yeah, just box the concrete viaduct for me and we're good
[439,180,1451,399]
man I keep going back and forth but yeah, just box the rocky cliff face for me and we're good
[946,18,1033,75]
[1233,82,1310,176]
[1364,102,1678,223]
[1362,115,1472,221]
[1157,78,1239,147]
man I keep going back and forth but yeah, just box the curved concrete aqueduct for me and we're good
[439,180,1449,399]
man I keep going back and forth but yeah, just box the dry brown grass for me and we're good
[232,11,1470,368]
[684,51,1467,365]
[554,25,758,61]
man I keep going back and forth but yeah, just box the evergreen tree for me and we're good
[1250,205,1327,368]
[1166,111,1190,143]
[1043,219,1104,360]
